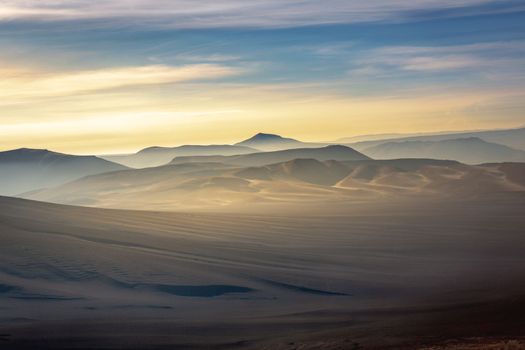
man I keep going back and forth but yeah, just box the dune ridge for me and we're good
[24,157,525,211]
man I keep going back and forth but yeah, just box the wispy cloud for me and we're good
[376,54,483,72]
[0,1,521,28]
[2,79,524,154]
[174,54,242,62]
[0,63,242,102]
[349,41,525,76]
[1,2,524,153]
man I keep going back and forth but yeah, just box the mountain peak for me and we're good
[246,133,292,141]
[323,144,352,150]
[256,132,270,136]
[10,148,51,153]
[236,133,302,149]
[0,148,56,160]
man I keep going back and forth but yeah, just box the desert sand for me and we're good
[1,194,525,349]
[25,159,525,212]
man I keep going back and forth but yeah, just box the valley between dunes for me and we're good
[1,195,525,349]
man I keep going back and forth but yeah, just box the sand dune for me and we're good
[6,143,525,348]
[481,162,525,187]
[1,195,525,349]
[24,158,525,211]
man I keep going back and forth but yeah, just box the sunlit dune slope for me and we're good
[24,157,525,211]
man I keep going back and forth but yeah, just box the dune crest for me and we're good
[23,156,525,211]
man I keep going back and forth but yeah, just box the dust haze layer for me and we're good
[348,126,525,152]
[362,137,525,164]
[101,133,328,169]
[103,144,259,168]
[0,148,128,196]
[25,154,525,212]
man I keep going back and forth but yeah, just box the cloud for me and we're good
[174,54,242,62]
[371,41,525,56]
[2,79,524,154]
[0,63,242,102]
[0,1,521,28]
[382,54,483,72]
[349,41,525,75]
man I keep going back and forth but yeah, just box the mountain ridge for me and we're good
[0,148,128,196]
[349,126,525,151]
[170,145,370,167]
[362,137,525,164]
[103,144,258,168]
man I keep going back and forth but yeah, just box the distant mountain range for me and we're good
[362,137,525,164]
[0,148,127,195]
[102,133,326,169]
[103,144,258,168]
[336,132,435,143]
[99,128,525,169]
[3,127,525,202]
[170,145,370,167]
[348,126,525,151]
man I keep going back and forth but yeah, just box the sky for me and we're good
[1,0,525,154]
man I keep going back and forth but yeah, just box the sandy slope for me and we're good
[1,195,525,348]
[25,159,525,212]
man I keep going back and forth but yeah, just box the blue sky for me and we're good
[0,1,524,153]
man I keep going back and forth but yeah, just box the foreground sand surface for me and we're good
[1,195,525,349]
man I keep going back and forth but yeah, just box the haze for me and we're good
[1,2,525,350]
